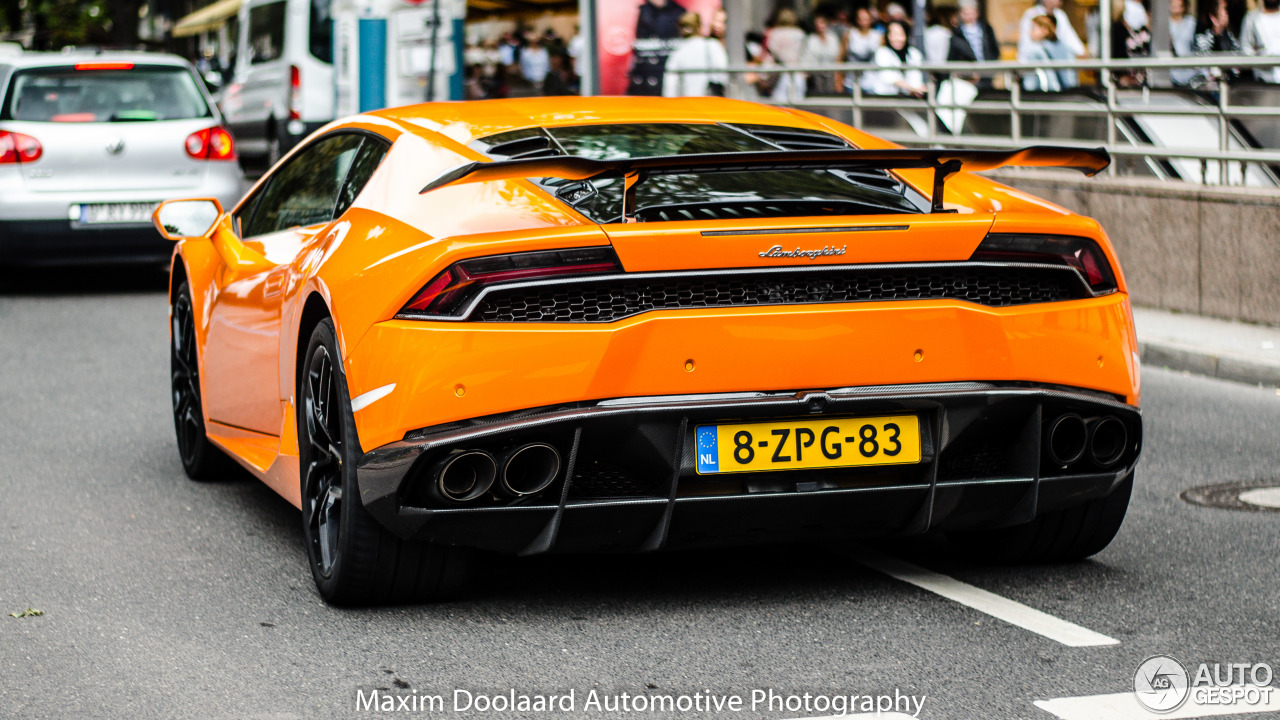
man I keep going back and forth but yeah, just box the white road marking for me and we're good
[1238,487,1280,509]
[1035,691,1280,719]
[856,550,1119,647]
[350,383,396,412]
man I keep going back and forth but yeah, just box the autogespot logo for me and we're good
[1135,655,1190,712]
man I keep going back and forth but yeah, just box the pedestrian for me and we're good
[1019,15,1062,92]
[844,6,883,95]
[520,38,551,90]
[869,20,926,96]
[924,8,955,65]
[846,6,883,64]
[1111,0,1151,87]
[948,0,1000,89]
[805,12,843,95]
[766,8,809,103]
[1241,0,1280,83]
[1019,0,1086,60]
[1170,0,1198,85]
[663,11,728,97]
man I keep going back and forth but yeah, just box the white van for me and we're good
[222,0,333,170]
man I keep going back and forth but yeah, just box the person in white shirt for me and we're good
[870,20,926,96]
[1242,0,1280,83]
[1169,0,1198,85]
[1019,0,1086,59]
[1019,14,1063,91]
[924,8,955,64]
[766,8,809,102]
[805,13,843,94]
[520,39,550,87]
[844,7,883,95]
[663,12,729,97]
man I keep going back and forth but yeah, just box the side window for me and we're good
[309,0,333,63]
[333,138,389,217]
[249,2,286,64]
[240,133,364,237]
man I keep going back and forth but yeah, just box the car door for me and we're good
[202,132,366,435]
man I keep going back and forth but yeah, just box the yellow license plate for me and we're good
[694,415,921,474]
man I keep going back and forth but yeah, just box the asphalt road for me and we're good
[1,270,1277,720]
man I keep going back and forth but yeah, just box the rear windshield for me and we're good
[3,65,211,122]
[473,123,926,223]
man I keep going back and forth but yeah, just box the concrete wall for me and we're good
[987,170,1280,327]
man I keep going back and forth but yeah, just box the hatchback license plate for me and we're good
[695,415,921,474]
[79,202,157,225]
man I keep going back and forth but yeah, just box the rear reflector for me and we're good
[970,234,1117,292]
[400,247,622,317]
[0,131,42,164]
[184,127,236,161]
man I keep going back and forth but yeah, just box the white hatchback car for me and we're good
[0,51,244,266]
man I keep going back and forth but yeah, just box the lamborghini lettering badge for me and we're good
[759,244,848,260]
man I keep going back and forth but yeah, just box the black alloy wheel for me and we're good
[302,338,344,578]
[298,319,472,605]
[171,282,230,480]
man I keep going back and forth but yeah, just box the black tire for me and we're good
[171,282,233,480]
[946,472,1133,563]
[298,319,470,605]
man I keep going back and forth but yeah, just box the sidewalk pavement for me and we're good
[1134,306,1280,387]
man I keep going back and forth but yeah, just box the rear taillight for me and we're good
[289,65,302,121]
[970,234,1117,293]
[399,247,622,318]
[0,131,42,164]
[184,127,236,161]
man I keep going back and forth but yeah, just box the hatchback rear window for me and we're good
[2,65,212,122]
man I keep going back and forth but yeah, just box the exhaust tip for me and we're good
[1089,416,1128,467]
[500,443,561,497]
[1045,413,1088,466]
[433,450,497,504]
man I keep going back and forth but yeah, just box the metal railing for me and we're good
[672,55,1280,185]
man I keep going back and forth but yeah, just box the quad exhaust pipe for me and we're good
[426,443,562,505]
[1088,416,1127,467]
[1044,413,1088,466]
[498,443,561,497]
[1044,413,1128,468]
[429,450,498,504]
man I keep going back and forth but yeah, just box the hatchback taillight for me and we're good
[0,131,43,164]
[185,127,236,161]
[399,247,622,318]
[970,234,1117,293]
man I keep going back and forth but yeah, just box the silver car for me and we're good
[0,51,243,266]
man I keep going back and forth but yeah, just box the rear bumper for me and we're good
[0,219,173,266]
[356,382,1142,554]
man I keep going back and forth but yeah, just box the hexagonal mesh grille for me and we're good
[470,266,1088,323]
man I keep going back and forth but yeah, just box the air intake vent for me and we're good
[735,124,851,150]
[486,134,560,160]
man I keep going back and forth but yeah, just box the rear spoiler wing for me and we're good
[420,146,1110,216]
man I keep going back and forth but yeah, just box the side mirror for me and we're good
[153,198,224,241]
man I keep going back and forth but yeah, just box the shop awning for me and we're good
[172,0,241,38]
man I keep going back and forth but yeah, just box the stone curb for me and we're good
[1139,341,1280,388]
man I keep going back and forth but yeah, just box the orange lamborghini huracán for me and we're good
[153,97,1142,605]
